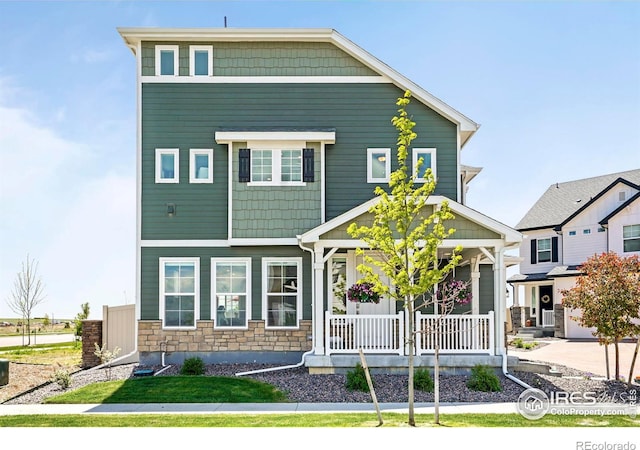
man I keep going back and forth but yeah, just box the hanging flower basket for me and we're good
[436,280,472,305]
[347,282,381,304]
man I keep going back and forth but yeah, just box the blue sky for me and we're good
[0,0,639,320]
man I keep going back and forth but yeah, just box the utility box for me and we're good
[0,359,8,386]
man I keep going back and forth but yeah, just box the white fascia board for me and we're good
[300,195,522,246]
[215,131,335,144]
[329,31,480,147]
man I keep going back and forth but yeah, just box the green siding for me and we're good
[141,246,312,321]
[232,143,322,238]
[141,83,459,240]
[141,41,378,77]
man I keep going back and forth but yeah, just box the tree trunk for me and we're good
[434,344,440,425]
[628,337,639,389]
[408,304,415,427]
[614,339,620,381]
[605,344,610,380]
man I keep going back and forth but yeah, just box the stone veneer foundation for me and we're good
[138,320,312,354]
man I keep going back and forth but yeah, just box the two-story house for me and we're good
[508,169,640,339]
[118,27,523,373]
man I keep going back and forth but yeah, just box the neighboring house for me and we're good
[508,169,640,339]
[118,27,523,372]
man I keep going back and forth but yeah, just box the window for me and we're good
[155,45,179,76]
[530,237,558,264]
[212,258,250,328]
[623,224,640,252]
[367,148,390,183]
[160,258,199,329]
[583,229,591,235]
[155,149,179,183]
[598,227,606,233]
[619,191,627,202]
[189,149,213,183]
[263,258,301,328]
[412,148,437,182]
[537,238,552,263]
[568,231,577,236]
[189,45,213,76]
[245,148,306,185]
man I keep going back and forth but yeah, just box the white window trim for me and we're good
[189,148,213,183]
[412,148,437,182]
[159,257,200,330]
[623,224,640,252]
[248,148,306,187]
[537,238,552,263]
[211,257,251,329]
[262,257,302,329]
[155,45,179,77]
[155,148,180,183]
[366,148,390,183]
[189,45,213,77]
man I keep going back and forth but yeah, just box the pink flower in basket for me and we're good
[347,282,381,304]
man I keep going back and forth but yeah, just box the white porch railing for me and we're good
[325,311,495,355]
[416,311,494,355]
[542,310,555,328]
[325,311,404,355]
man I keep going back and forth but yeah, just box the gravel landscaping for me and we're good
[3,360,636,406]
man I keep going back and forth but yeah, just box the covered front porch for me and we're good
[297,195,523,373]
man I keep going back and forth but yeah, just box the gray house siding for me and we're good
[141,82,459,240]
[140,246,312,322]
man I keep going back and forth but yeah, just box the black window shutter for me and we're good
[303,148,314,182]
[530,239,537,264]
[239,148,250,182]
[551,236,559,262]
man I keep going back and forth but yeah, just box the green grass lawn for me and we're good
[0,413,638,427]
[45,376,288,404]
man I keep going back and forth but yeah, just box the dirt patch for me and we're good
[0,362,75,403]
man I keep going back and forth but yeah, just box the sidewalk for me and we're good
[0,402,520,416]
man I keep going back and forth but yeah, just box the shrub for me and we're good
[345,363,370,392]
[181,356,205,375]
[512,337,524,348]
[414,368,434,392]
[466,364,502,392]
[52,367,71,389]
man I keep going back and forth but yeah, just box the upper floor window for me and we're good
[189,45,213,76]
[530,237,558,264]
[189,149,213,183]
[623,224,640,252]
[367,148,390,183]
[537,238,552,263]
[160,258,199,329]
[155,45,179,76]
[412,148,437,182]
[263,258,301,328]
[212,258,250,328]
[239,147,313,185]
[156,148,179,183]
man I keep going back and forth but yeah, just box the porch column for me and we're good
[471,256,480,315]
[312,243,325,355]
[493,246,506,356]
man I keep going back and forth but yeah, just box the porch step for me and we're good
[515,329,543,340]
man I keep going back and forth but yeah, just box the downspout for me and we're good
[498,243,533,390]
[235,236,315,376]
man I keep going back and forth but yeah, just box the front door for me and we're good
[539,285,554,327]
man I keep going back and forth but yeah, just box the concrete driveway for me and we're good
[509,338,639,381]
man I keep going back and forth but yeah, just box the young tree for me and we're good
[74,302,91,338]
[561,252,640,381]
[6,254,46,345]
[347,90,463,426]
